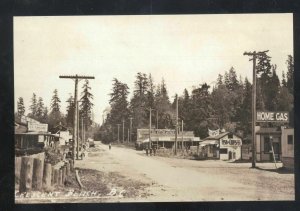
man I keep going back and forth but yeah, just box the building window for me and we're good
[264,137,271,152]
[220,148,228,154]
[228,133,233,139]
[288,135,293,145]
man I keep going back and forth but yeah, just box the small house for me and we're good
[201,132,243,160]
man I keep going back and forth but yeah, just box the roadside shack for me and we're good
[201,132,243,160]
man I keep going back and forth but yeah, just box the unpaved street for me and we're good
[75,142,294,202]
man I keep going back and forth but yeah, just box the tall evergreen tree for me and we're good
[286,55,294,94]
[190,83,213,138]
[41,107,49,124]
[238,77,252,134]
[50,89,61,112]
[154,78,173,129]
[48,89,62,128]
[147,73,155,109]
[17,97,25,117]
[107,78,130,141]
[228,67,239,91]
[216,74,223,86]
[66,95,75,127]
[224,71,230,89]
[130,72,149,129]
[29,93,38,118]
[282,71,287,87]
[36,97,45,122]
[80,80,94,127]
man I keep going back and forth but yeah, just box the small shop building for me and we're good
[15,118,60,156]
[135,129,200,150]
[201,132,243,160]
[255,126,294,167]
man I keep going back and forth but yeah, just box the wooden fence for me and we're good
[15,153,74,193]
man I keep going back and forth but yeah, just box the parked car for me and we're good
[87,138,95,147]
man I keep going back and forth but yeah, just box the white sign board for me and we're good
[208,128,219,137]
[28,122,48,132]
[256,111,289,122]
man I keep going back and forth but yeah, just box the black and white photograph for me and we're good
[13,14,294,203]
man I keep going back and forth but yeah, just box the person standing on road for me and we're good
[109,143,111,150]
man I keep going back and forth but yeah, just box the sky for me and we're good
[14,14,293,124]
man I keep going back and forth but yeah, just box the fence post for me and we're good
[54,169,59,186]
[66,162,70,176]
[32,158,44,190]
[59,169,63,186]
[51,166,55,186]
[15,157,22,185]
[69,159,74,172]
[42,163,52,190]
[61,166,66,185]
[19,157,34,193]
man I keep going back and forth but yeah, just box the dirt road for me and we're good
[75,142,294,202]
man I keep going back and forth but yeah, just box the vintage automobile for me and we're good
[87,138,95,147]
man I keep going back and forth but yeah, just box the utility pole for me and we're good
[76,101,83,159]
[117,124,121,143]
[129,117,133,142]
[174,95,178,155]
[182,120,184,149]
[81,115,84,144]
[60,75,94,161]
[122,119,125,143]
[243,50,269,168]
[148,108,154,150]
[127,129,129,143]
[156,110,158,130]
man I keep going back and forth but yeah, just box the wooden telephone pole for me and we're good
[243,50,269,168]
[117,124,121,143]
[59,75,95,161]
[174,95,178,155]
[147,108,155,150]
[129,117,133,142]
[122,119,125,143]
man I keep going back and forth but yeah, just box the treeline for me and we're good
[100,54,293,142]
[15,80,98,136]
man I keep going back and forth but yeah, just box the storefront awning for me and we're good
[199,140,218,146]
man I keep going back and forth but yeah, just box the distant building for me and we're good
[201,132,243,160]
[135,129,200,150]
[52,123,72,146]
[14,116,59,156]
[255,126,294,168]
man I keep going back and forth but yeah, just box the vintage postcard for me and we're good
[14,14,294,203]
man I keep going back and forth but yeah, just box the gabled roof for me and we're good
[203,132,229,141]
[203,132,242,141]
[15,123,27,134]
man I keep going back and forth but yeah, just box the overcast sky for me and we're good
[14,14,293,124]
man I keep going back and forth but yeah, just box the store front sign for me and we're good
[28,122,48,132]
[256,111,289,122]
[221,139,242,146]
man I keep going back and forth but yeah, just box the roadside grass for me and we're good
[78,169,150,198]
